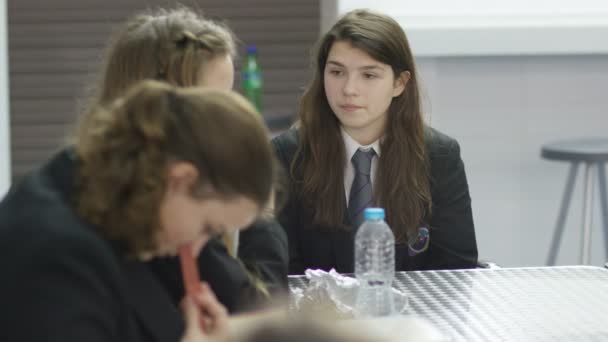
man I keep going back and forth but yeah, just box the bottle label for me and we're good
[243,72,262,88]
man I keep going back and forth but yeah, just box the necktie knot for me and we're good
[351,148,375,176]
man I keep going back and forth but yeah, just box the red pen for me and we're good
[179,244,206,332]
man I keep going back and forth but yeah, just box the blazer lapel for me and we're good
[122,260,184,342]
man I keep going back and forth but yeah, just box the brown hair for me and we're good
[84,6,235,112]
[75,80,276,256]
[294,9,431,243]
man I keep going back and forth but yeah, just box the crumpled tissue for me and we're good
[291,269,408,318]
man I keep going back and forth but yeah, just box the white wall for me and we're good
[417,55,608,267]
[0,0,10,198]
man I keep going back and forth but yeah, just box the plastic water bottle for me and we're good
[355,208,396,317]
[242,45,263,113]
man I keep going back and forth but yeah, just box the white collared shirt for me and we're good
[342,128,381,206]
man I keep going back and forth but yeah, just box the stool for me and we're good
[542,138,608,265]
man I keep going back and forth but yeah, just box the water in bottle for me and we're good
[354,207,396,317]
[242,45,263,113]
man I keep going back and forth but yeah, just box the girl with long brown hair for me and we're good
[273,9,478,274]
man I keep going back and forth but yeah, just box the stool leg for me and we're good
[598,163,608,260]
[581,162,596,265]
[547,163,579,266]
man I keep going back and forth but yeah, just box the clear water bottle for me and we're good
[355,208,395,317]
[242,45,263,113]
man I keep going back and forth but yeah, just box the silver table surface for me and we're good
[288,266,608,341]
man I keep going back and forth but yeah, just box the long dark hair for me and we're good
[294,9,431,244]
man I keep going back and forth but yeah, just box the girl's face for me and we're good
[154,162,258,258]
[197,54,235,91]
[323,41,407,145]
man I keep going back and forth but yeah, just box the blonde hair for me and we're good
[75,80,276,256]
[97,7,234,103]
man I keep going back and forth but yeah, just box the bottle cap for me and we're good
[246,45,258,54]
[364,208,385,220]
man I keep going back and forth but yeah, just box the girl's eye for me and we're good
[364,73,377,79]
[328,69,343,76]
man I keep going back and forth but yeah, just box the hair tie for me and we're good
[174,31,197,49]
[175,31,211,52]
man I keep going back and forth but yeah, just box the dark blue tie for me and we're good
[348,148,375,229]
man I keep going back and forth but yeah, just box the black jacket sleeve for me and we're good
[238,219,289,294]
[425,138,478,269]
[271,132,306,274]
[276,194,305,275]
[0,234,122,342]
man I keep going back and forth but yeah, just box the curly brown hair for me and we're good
[75,80,276,256]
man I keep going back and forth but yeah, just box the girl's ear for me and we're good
[392,70,410,97]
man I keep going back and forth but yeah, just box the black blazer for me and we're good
[0,150,286,341]
[0,151,181,341]
[272,127,478,275]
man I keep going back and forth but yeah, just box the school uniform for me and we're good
[272,127,478,275]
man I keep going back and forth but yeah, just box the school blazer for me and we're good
[272,127,478,275]
[0,149,287,341]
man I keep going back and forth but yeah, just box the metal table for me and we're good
[288,266,608,341]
